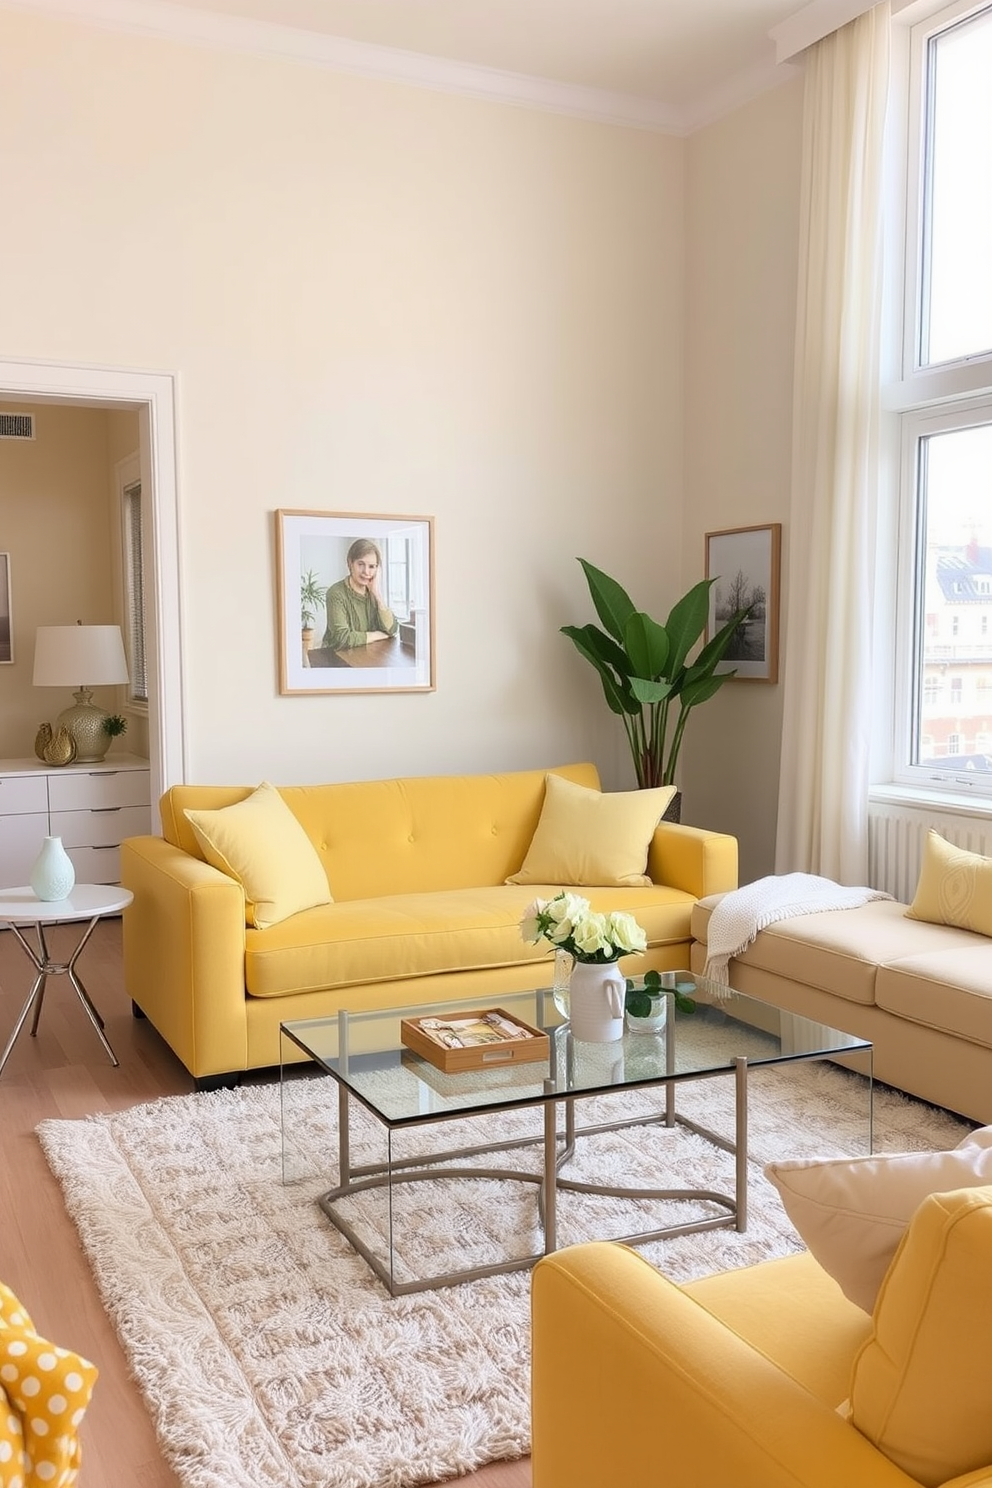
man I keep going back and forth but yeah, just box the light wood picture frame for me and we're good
[705,523,781,683]
[0,553,12,664]
[276,510,435,695]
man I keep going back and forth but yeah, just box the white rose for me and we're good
[520,906,544,943]
[545,892,589,925]
[608,911,647,954]
[571,912,611,958]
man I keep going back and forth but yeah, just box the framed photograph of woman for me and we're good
[705,523,781,682]
[275,510,435,695]
[0,554,12,664]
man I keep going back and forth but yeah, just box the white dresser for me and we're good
[0,753,151,889]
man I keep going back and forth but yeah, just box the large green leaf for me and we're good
[561,623,632,680]
[561,626,637,716]
[623,611,670,681]
[679,671,732,709]
[663,580,712,675]
[693,604,753,670]
[629,675,676,705]
[578,559,636,645]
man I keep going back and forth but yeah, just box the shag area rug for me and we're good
[38,1063,971,1488]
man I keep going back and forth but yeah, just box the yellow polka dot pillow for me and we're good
[0,1281,98,1487]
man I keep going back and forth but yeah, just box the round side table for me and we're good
[0,884,133,1076]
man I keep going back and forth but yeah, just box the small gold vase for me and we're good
[34,723,52,761]
[43,725,77,767]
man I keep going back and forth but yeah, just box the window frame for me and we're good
[883,0,992,805]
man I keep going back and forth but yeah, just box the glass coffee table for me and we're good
[280,975,872,1296]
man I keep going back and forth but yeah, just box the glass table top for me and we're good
[280,973,871,1128]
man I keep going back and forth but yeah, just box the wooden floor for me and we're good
[0,919,532,1488]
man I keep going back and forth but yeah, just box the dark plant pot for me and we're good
[661,790,682,824]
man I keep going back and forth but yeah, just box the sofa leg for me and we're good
[194,1073,241,1093]
[131,1000,146,1019]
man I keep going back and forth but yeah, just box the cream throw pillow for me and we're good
[184,780,331,929]
[506,773,676,888]
[764,1125,992,1314]
[906,829,992,937]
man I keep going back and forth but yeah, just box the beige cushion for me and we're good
[184,780,331,929]
[850,1185,992,1486]
[907,830,992,937]
[764,1125,992,1313]
[506,774,675,888]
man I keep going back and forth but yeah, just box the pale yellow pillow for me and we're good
[850,1185,992,1486]
[906,830,992,937]
[184,780,331,929]
[764,1125,992,1314]
[506,773,676,888]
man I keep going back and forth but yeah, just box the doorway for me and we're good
[0,358,184,819]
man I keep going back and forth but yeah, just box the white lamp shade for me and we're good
[33,625,130,687]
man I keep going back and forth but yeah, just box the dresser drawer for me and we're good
[50,805,151,850]
[64,844,124,885]
[0,812,49,888]
[48,769,149,812]
[0,774,48,815]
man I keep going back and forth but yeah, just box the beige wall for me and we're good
[0,7,684,792]
[681,78,804,879]
[0,402,139,758]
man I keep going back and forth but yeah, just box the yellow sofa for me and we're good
[532,1186,992,1488]
[121,762,738,1085]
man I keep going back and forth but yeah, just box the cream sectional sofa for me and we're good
[121,761,738,1086]
[690,894,992,1124]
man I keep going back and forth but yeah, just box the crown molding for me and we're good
[1,0,695,132]
[680,54,800,134]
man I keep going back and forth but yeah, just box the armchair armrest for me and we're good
[531,1243,920,1488]
[647,821,738,899]
[121,835,249,1080]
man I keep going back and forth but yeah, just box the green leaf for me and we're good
[678,671,731,709]
[629,676,676,706]
[623,612,670,681]
[561,623,632,680]
[663,580,712,674]
[578,559,636,645]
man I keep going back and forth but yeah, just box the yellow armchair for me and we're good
[531,1187,992,1488]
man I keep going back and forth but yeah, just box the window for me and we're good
[890,0,992,800]
[121,478,148,706]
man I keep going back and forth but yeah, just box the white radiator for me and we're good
[868,802,992,902]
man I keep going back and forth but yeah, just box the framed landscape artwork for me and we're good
[275,509,435,695]
[705,523,781,683]
[0,553,11,664]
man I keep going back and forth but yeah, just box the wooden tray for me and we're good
[400,1007,550,1074]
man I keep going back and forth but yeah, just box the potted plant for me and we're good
[300,570,325,657]
[561,559,752,803]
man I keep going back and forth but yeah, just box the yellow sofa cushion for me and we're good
[765,1126,992,1314]
[506,774,676,888]
[184,781,331,929]
[850,1185,992,1486]
[0,1280,98,1487]
[243,882,696,998]
[906,830,992,938]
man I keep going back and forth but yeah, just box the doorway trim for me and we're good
[0,357,185,809]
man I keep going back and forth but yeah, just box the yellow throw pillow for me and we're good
[0,1280,98,1487]
[850,1186,992,1486]
[506,773,676,888]
[184,780,331,929]
[765,1126,992,1314]
[906,830,992,937]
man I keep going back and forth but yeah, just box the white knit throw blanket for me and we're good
[702,872,892,985]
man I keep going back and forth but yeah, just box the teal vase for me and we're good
[29,836,76,901]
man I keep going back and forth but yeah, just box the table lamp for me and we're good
[33,623,129,763]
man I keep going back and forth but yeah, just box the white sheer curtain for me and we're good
[775,3,891,883]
